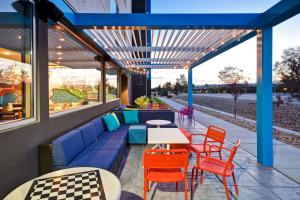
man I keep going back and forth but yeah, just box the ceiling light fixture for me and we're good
[18,35,22,39]
[56,52,62,55]
[59,38,65,41]
[57,45,62,49]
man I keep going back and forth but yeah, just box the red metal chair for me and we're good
[142,149,189,200]
[190,125,226,165]
[191,140,241,200]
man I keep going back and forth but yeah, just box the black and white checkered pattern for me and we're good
[26,170,106,200]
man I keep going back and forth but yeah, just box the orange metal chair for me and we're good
[142,149,189,200]
[191,140,241,200]
[190,125,226,164]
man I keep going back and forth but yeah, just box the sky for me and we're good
[150,0,300,87]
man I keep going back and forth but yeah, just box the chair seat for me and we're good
[146,168,184,182]
[198,158,234,176]
[190,144,220,153]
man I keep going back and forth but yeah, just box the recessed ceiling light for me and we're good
[56,52,63,55]
[202,52,206,56]
[221,41,224,45]
[211,47,215,51]
[58,57,63,60]
[93,38,97,42]
[57,45,62,49]
[59,38,65,41]
[18,35,22,39]
[232,34,236,38]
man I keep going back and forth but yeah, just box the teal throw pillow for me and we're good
[111,112,121,127]
[123,110,139,124]
[103,114,119,132]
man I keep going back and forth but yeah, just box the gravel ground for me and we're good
[176,94,300,132]
[172,98,300,149]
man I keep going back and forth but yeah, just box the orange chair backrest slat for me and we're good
[204,125,226,148]
[143,149,189,170]
[226,139,241,167]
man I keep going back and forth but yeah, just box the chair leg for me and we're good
[232,172,238,195]
[184,178,188,200]
[222,176,230,200]
[219,151,222,160]
[176,182,178,192]
[191,167,196,195]
[144,179,147,200]
[200,170,204,184]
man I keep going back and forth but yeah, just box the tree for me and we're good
[218,66,247,118]
[175,74,188,94]
[274,47,300,97]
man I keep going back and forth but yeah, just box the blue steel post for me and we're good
[256,28,273,166]
[188,68,193,107]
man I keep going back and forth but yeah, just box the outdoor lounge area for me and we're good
[1,0,300,200]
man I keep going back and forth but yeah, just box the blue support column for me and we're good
[256,28,273,167]
[188,68,193,107]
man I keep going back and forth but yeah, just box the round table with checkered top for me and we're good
[4,167,121,200]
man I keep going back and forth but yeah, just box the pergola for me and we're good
[53,0,300,166]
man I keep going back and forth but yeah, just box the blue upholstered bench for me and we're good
[128,125,147,144]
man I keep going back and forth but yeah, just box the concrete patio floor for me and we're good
[118,101,300,199]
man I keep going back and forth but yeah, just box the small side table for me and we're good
[146,119,171,128]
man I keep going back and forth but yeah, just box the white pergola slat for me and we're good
[87,28,251,69]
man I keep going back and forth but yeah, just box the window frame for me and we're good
[0,0,37,132]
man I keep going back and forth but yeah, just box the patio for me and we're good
[1,0,300,199]
[119,109,300,200]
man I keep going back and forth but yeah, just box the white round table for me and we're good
[146,119,171,128]
[4,167,121,200]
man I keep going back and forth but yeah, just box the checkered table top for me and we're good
[25,170,106,200]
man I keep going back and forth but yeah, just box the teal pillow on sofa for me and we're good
[123,110,139,124]
[103,114,119,132]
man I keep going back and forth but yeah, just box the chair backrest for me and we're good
[143,149,189,170]
[225,139,241,170]
[204,125,226,148]
[186,106,194,115]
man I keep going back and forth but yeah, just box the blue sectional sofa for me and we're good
[38,110,176,175]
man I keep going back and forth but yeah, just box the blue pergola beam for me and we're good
[261,0,300,27]
[70,13,262,29]
[188,68,193,107]
[256,28,273,166]
[190,31,257,69]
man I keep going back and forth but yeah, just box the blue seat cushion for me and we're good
[78,123,98,147]
[52,129,85,166]
[87,138,125,153]
[69,149,118,170]
[90,117,106,135]
[99,125,129,141]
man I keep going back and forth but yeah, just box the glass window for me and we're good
[106,63,119,101]
[0,0,34,124]
[48,25,102,114]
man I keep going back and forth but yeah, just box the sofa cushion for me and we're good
[69,149,118,170]
[101,125,129,141]
[52,129,85,166]
[138,111,154,123]
[114,111,125,124]
[87,138,125,153]
[153,111,175,123]
[78,123,98,147]
[123,110,139,124]
[90,117,106,135]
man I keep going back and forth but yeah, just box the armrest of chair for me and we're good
[200,155,227,165]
